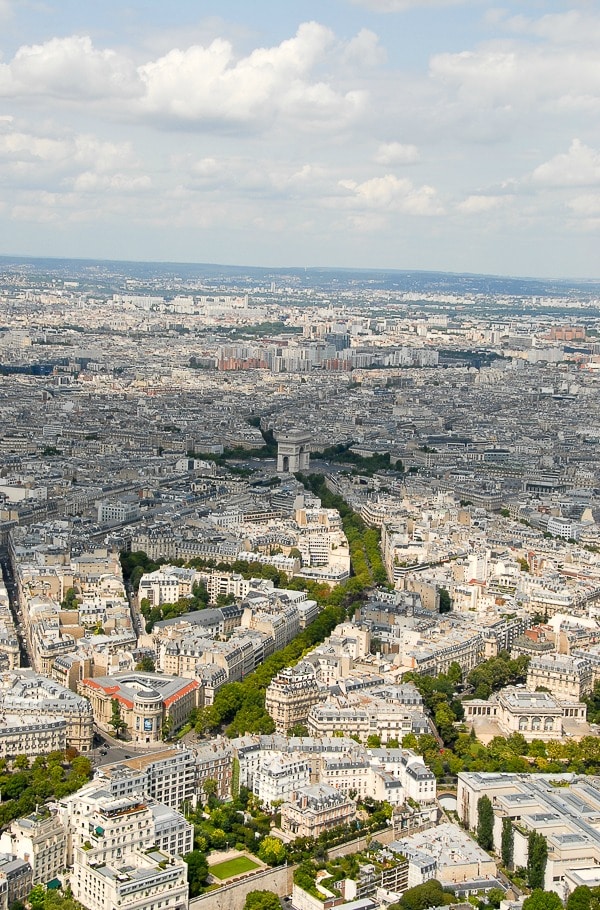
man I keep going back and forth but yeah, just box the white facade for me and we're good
[253,754,311,807]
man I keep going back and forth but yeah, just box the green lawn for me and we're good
[209,856,260,880]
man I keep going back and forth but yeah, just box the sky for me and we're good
[0,0,599,279]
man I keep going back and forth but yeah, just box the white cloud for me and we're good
[0,24,368,131]
[429,45,600,116]
[457,194,508,214]
[172,153,330,200]
[138,21,365,128]
[0,35,140,100]
[374,142,419,165]
[568,194,600,217]
[498,10,600,48]
[342,29,387,67]
[338,173,443,215]
[350,0,468,10]
[0,122,143,197]
[72,172,151,193]
[532,139,600,188]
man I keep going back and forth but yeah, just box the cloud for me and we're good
[496,10,600,48]
[0,24,368,131]
[342,29,387,67]
[139,22,362,128]
[0,122,143,195]
[0,35,140,100]
[338,173,443,215]
[72,172,151,193]
[532,139,600,188]
[567,194,600,217]
[429,44,600,117]
[457,195,508,214]
[374,142,419,165]
[350,0,468,10]
[172,153,330,200]
[138,22,366,129]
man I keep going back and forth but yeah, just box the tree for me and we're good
[367,734,381,748]
[567,887,593,910]
[184,850,208,897]
[28,886,46,910]
[477,795,494,852]
[61,587,79,610]
[135,655,156,672]
[244,891,282,910]
[390,879,456,910]
[258,835,288,866]
[523,891,562,910]
[438,588,452,613]
[161,716,173,741]
[202,778,218,807]
[487,889,505,909]
[527,832,548,890]
[288,723,309,737]
[501,816,514,868]
[109,698,127,739]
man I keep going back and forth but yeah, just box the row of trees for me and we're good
[406,726,600,779]
[296,472,388,587]
[311,442,403,476]
[478,797,547,890]
[194,598,348,738]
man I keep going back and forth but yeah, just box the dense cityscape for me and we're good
[0,257,598,910]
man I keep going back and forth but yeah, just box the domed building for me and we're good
[79,672,199,745]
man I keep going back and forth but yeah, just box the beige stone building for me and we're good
[0,811,66,886]
[0,669,93,754]
[79,672,199,744]
[463,687,588,743]
[265,662,321,733]
[526,653,593,699]
[281,784,356,839]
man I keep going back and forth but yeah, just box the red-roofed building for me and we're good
[79,672,199,744]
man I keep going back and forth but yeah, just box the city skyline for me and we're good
[0,0,599,280]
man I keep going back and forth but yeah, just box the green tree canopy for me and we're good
[258,835,288,866]
[244,891,282,910]
[390,879,457,910]
[527,832,548,891]
[477,795,494,852]
[184,851,209,897]
[523,890,563,910]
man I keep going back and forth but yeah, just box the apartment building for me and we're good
[0,811,65,886]
[307,690,428,745]
[0,669,93,754]
[526,653,593,699]
[71,846,188,910]
[253,754,311,807]
[265,663,322,734]
[281,784,356,839]
[0,854,32,907]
